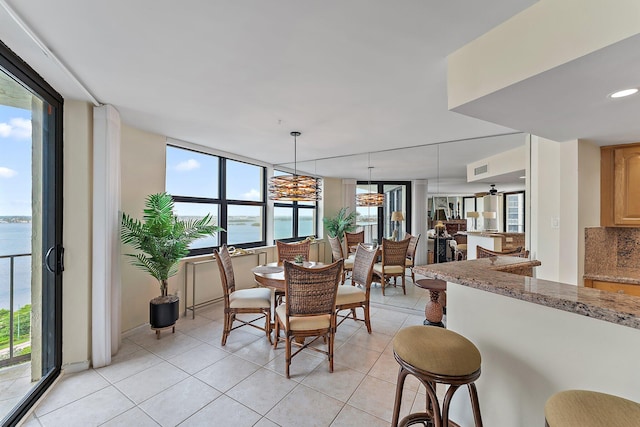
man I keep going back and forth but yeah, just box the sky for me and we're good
[0,104,32,217]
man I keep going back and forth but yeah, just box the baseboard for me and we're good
[61,360,90,374]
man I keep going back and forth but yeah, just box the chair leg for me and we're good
[328,331,334,373]
[402,275,406,295]
[264,310,272,344]
[221,311,231,346]
[364,303,372,334]
[285,335,292,379]
[273,317,280,349]
[411,267,415,284]
[382,275,386,296]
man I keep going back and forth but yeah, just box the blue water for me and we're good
[0,223,32,309]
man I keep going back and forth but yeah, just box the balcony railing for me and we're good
[0,253,32,368]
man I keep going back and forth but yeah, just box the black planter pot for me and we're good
[150,295,179,329]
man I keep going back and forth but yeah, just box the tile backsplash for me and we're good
[585,227,640,273]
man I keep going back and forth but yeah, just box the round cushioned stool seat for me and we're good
[393,325,481,377]
[545,390,640,427]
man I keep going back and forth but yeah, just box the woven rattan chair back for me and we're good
[215,245,236,298]
[405,233,421,260]
[476,245,529,259]
[381,237,411,267]
[276,239,311,262]
[283,259,343,317]
[328,235,345,261]
[345,230,364,252]
[351,244,378,289]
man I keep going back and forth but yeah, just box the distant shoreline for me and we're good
[0,216,31,224]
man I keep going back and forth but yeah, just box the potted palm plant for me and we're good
[322,207,356,242]
[121,192,222,334]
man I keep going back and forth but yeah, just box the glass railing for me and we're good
[0,253,32,368]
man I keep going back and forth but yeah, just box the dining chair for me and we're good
[274,259,343,378]
[373,237,411,295]
[404,233,421,283]
[335,244,378,333]
[344,230,365,254]
[276,239,311,262]
[214,245,273,346]
[476,245,529,259]
[328,235,354,284]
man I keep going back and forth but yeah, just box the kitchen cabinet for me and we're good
[584,279,640,297]
[601,142,640,226]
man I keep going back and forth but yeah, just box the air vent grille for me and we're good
[474,164,488,175]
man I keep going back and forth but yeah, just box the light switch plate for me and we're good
[551,217,560,228]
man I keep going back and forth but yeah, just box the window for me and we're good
[166,146,266,254]
[504,191,525,232]
[356,181,411,243]
[272,170,318,242]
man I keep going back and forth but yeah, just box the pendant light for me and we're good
[355,154,384,207]
[268,131,322,201]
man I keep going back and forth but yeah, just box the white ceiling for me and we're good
[1,0,604,195]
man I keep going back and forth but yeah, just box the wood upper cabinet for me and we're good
[601,142,640,226]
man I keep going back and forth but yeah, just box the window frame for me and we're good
[167,144,267,255]
[502,190,526,233]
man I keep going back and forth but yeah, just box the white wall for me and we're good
[447,283,640,427]
[559,140,579,284]
[448,0,640,108]
[119,125,166,331]
[530,136,561,281]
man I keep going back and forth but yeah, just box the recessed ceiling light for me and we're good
[610,88,638,98]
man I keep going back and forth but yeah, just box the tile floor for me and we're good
[18,279,441,427]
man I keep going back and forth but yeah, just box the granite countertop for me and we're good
[583,268,640,285]
[414,257,640,330]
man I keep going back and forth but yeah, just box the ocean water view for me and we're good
[0,222,32,310]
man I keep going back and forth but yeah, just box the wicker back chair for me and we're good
[373,237,411,295]
[274,259,343,378]
[335,244,378,333]
[476,245,529,259]
[276,239,311,262]
[328,235,354,284]
[215,245,272,346]
[404,233,421,283]
[345,230,365,254]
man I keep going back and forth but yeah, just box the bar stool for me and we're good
[545,390,640,426]
[391,325,483,427]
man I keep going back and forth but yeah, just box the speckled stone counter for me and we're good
[414,256,640,330]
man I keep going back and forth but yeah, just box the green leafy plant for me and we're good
[322,207,356,243]
[121,192,223,297]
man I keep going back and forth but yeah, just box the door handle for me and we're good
[45,245,65,274]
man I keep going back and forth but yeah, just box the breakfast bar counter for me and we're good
[412,257,640,426]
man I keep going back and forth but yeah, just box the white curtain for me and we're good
[92,104,121,368]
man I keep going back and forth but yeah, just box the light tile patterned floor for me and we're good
[19,278,442,426]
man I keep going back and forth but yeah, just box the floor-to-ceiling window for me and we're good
[0,41,63,426]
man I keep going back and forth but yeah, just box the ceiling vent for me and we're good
[474,164,488,176]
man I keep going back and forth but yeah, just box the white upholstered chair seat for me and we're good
[336,285,366,305]
[275,305,331,331]
[373,264,404,275]
[229,287,272,309]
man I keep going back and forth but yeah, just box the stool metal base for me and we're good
[423,319,445,328]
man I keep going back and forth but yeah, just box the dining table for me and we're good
[252,261,326,292]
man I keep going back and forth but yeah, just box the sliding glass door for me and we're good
[0,41,63,426]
